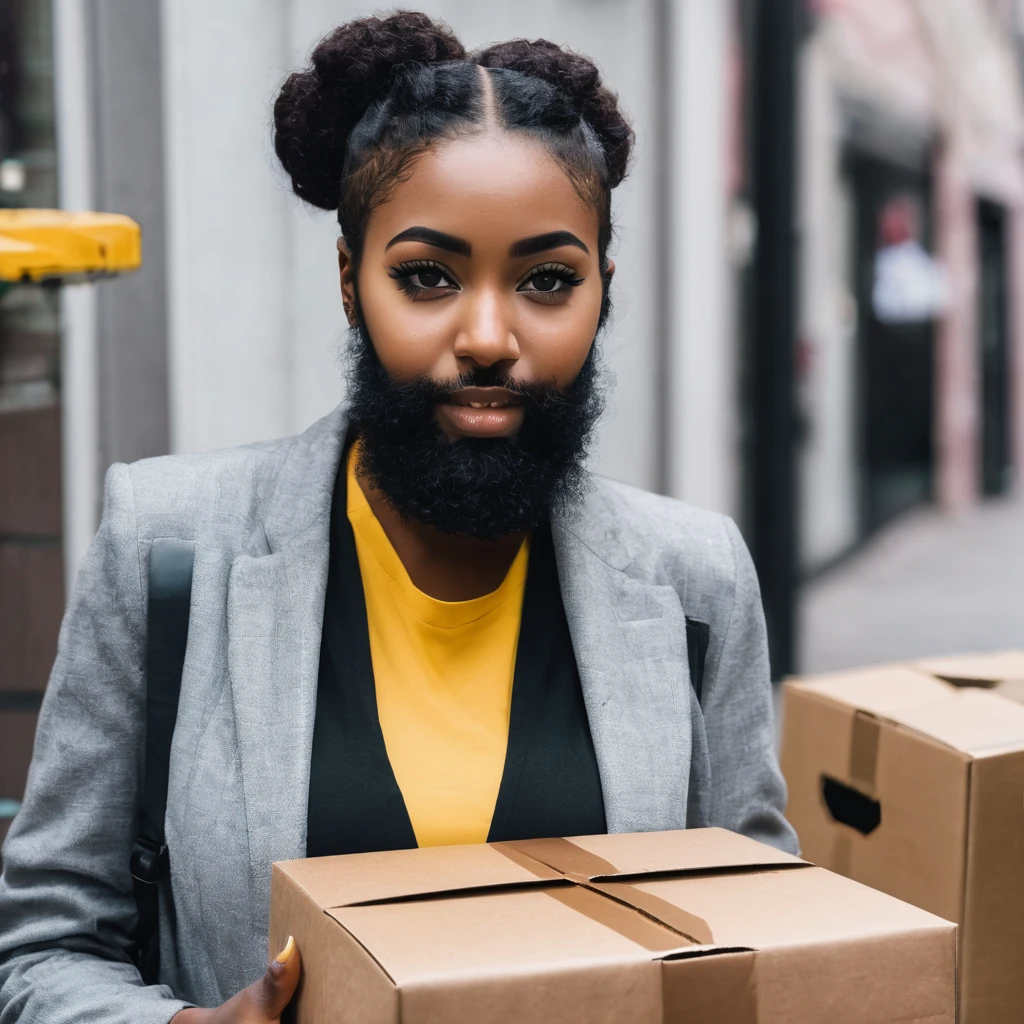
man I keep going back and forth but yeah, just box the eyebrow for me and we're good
[510,231,590,258]
[385,226,471,256]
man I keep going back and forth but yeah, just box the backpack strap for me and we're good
[131,538,194,984]
[685,617,711,708]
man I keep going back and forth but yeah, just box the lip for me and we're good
[437,386,525,438]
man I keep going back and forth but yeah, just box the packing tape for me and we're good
[849,711,881,791]
[544,884,686,952]
[493,838,756,1023]
[499,835,619,880]
[591,881,715,946]
[493,838,711,946]
[661,949,758,1023]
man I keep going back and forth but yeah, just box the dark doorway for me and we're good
[846,151,936,535]
[977,200,1011,496]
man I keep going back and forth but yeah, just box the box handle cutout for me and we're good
[821,776,881,836]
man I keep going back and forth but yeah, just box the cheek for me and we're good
[515,282,603,387]
[357,270,455,378]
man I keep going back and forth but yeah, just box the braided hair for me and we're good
[273,11,633,267]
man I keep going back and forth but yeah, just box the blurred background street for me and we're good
[4,0,1024,842]
[801,498,1024,673]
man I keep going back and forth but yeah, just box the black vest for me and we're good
[306,460,607,856]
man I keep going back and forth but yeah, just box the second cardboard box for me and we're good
[783,662,1024,1023]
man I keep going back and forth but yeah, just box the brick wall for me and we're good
[0,402,64,853]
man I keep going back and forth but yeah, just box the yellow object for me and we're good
[0,209,141,282]
[273,935,295,966]
[347,445,529,847]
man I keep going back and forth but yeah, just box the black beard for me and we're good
[344,323,606,540]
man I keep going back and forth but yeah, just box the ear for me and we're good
[337,237,358,327]
[603,258,615,283]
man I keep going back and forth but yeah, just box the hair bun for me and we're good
[475,39,633,188]
[274,12,466,210]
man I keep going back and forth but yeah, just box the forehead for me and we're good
[364,132,600,253]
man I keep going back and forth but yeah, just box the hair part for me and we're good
[274,12,633,270]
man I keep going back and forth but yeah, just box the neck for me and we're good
[356,464,526,601]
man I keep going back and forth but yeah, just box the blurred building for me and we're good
[2,0,1024,841]
[794,0,1024,573]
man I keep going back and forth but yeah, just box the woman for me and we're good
[0,12,796,1023]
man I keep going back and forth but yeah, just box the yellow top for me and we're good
[346,445,529,847]
[0,209,141,282]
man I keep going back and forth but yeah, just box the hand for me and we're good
[171,936,301,1023]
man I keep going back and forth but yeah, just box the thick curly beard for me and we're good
[344,322,607,540]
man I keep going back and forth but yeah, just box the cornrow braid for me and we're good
[474,38,633,189]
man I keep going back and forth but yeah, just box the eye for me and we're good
[517,263,585,304]
[389,260,460,300]
[530,272,561,292]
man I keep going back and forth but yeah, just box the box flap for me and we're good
[324,860,953,988]
[635,863,955,951]
[885,689,1024,756]
[789,666,1024,755]
[503,827,803,881]
[788,664,955,715]
[915,649,1024,686]
[327,887,690,986]
[297,829,808,986]
[274,842,563,909]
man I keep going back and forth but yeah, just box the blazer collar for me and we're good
[552,482,693,832]
[227,405,349,897]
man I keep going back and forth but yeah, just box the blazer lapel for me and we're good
[552,488,693,833]
[227,406,347,901]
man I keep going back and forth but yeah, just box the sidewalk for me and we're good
[797,498,1024,675]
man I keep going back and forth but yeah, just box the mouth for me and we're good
[437,386,526,438]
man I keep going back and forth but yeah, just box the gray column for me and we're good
[88,0,170,468]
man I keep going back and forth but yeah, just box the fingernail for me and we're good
[273,935,295,967]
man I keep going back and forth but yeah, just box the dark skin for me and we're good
[173,129,610,1022]
[344,130,611,601]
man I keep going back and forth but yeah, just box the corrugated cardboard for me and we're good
[270,827,956,1024]
[783,663,1024,1023]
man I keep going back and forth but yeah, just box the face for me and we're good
[339,131,611,441]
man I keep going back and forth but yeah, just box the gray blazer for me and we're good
[0,405,795,1023]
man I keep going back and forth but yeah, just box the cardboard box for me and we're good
[782,664,1024,1023]
[271,826,955,1024]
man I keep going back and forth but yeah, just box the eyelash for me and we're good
[388,260,585,302]
[388,260,459,300]
[517,263,585,294]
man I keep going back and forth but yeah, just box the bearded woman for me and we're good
[0,13,795,1022]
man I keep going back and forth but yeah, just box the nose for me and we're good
[452,287,520,369]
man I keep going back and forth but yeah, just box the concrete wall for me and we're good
[667,0,738,515]
[54,0,171,583]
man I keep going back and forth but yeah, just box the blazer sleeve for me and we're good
[699,517,799,855]
[0,464,193,1023]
